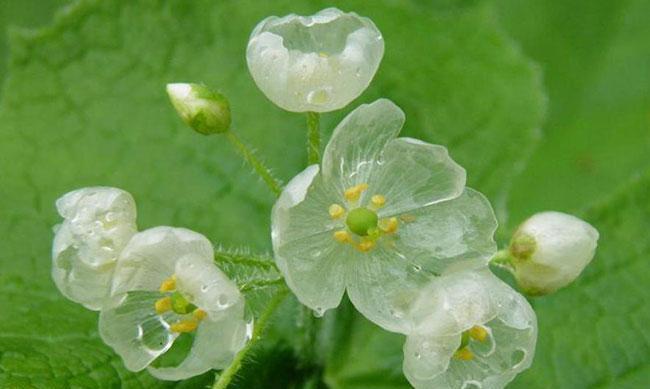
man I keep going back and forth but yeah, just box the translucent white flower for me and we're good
[508,211,599,295]
[271,99,497,333]
[246,7,384,112]
[403,270,537,389]
[52,187,137,310]
[99,227,247,381]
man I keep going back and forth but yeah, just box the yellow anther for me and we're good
[193,309,208,321]
[357,240,375,252]
[344,183,369,202]
[159,276,176,292]
[400,214,416,223]
[329,204,345,219]
[154,297,172,314]
[170,320,199,333]
[371,195,386,208]
[334,230,351,243]
[454,347,474,361]
[468,325,488,342]
[379,217,399,234]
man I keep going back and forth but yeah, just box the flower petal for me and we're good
[321,99,405,193]
[99,291,177,371]
[370,138,466,216]
[147,301,248,380]
[393,188,497,276]
[111,227,214,296]
[52,187,137,310]
[403,333,459,382]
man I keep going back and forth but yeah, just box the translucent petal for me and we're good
[99,291,177,371]
[345,245,434,333]
[321,99,405,193]
[513,211,599,294]
[175,254,242,315]
[371,138,466,216]
[392,189,497,276]
[52,187,137,310]
[272,165,347,314]
[247,8,384,112]
[147,301,248,380]
[403,270,537,389]
[111,227,214,296]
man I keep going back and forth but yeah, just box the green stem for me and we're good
[306,112,321,165]
[225,131,282,196]
[490,249,515,273]
[212,288,289,389]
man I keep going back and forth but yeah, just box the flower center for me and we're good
[346,207,378,236]
[453,325,489,361]
[154,275,207,333]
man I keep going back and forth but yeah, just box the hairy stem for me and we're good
[213,288,289,389]
[225,131,282,196]
[306,112,321,165]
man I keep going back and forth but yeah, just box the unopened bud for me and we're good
[166,83,231,135]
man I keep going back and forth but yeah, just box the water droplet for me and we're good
[217,294,230,307]
[245,319,255,341]
[200,284,209,292]
[412,264,422,272]
[414,352,421,359]
[389,308,404,318]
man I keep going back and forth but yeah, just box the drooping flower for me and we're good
[52,187,137,310]
[403,269,537,389]
[247,7,384,113]
[99,227,248,380]
[507,211,599,295]
[271,99,498,333]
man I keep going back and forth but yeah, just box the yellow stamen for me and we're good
[344,183,369,202]
[454,347,474,361]
[154,297,172,314]
[468,325,488,342]
[371,194,386,208]
[170,320,199,333]
[400,214,416,223]
[357,240,375,252]
[328,204,345,219]
[334,230,351,243]
[159,276,176,292]
[193,309,208,321]
[379,217,399,234]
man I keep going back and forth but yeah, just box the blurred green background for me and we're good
[0,0,648,388]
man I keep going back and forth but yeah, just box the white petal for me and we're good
[147,301,248,380]
[393,189,497,276]
[99,291,177,371]
[512,211,599,294]
[111,227,214,296]
[370,138,466,216]
[321,99,405,194]
[52,187,136,310]
[247,8,384,112]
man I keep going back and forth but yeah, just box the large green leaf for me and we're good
[0,0,544,387]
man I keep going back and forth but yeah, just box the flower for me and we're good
[271,99,498,333]
[166,83,232,135]
[403,269,537,389]
[99,227,248,380]
[52,187,137,310]
[507,211,599,295]
[246,7,384,112]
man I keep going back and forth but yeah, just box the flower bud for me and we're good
[509,211,599,295]
[166,83,231,135]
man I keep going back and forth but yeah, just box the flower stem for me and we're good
[306,112,321,165]
[213,288,289,389]
[225,130,282,196]
[490,249,515,273]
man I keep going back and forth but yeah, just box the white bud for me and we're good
[510,211,599,295]
[166,83,231,135]
[246,8,384,112]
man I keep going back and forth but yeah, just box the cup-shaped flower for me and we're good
[403,270,537,389]
[508,211,599,295]
[99,227,247,380]
[247,8,384,112]
[167,83,231,135]
[271,99,498,333]
[52,187,137,310]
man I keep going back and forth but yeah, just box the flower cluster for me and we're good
[52,187,247,380]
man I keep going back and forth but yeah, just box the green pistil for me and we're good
[346,207,379,236]
[170,291,197,315]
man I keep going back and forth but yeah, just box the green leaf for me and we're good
[0,0,544,386]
